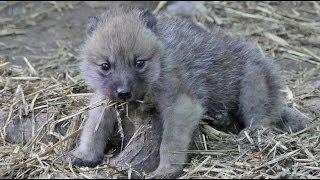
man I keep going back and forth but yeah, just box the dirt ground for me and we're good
[0,1,320,179]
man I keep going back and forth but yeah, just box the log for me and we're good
[108,107,162,177]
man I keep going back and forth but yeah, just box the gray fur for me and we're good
[70,93,116,167]
[70,8,306,178]
[86,16,99,36]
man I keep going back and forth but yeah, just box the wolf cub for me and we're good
[69,7,303,178]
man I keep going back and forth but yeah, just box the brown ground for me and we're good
[0,1,319,179]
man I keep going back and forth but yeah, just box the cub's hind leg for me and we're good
[239,59,284,129]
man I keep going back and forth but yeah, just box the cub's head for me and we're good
[80,8,163,102]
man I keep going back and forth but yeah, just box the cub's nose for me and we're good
[117,88,132,100]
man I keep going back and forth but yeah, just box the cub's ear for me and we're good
[139,10,157,32]
[86,16,99,36]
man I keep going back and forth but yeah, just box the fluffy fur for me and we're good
[70,7,305,178]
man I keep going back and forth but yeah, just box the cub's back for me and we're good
[156,15,265,109]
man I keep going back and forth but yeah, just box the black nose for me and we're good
[117,89,132,100]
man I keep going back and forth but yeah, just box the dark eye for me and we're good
[100,63,110,71]
[134,59,146,69]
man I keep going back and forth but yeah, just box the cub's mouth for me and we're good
[111,93,150,112]
[112,95,145,107]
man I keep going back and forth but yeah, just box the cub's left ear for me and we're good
[86,16,99,37]
[139,10,157,32]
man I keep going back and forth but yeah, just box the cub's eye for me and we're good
[100,63,110,71]
[134,59,146,69]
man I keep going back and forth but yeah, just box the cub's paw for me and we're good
[67,149,104,168]
[146,166,182,179]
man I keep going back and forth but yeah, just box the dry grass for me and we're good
[0,1,320,179]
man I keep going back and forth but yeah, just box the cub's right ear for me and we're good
[86,16,99,36]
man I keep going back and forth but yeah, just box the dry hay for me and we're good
[0,1,320,179]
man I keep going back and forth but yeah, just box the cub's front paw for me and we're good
[146,166,182,179]
[67,149,104,168]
